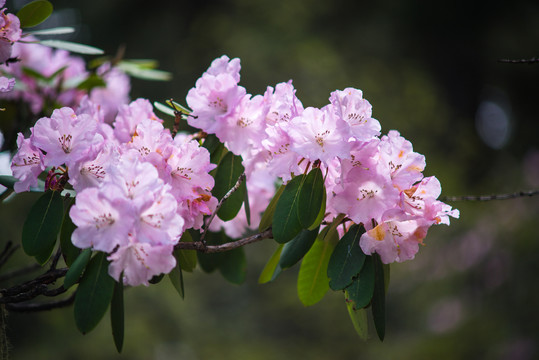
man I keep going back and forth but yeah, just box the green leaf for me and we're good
[148,273,164,284]
[195,230,224,273]
[345,294,369,341]
[60,208,80,267]
[153,101,176,117]
[168,266,185,299]
[213,152,246,221]
[39,40,104,55]
[25,26,75,35]
[258,244,284,284]
[297,223,339,306]
[327,224,366,291]
[258,183,284,232]
[22,66,49,82]
[165,99,191,115]
[174,232,197,272]
[273,175,305,243]
[279,227,319,269]
[371,254,386,341]
[74,252,115,334]
[16,0,53,28]
[76,74,106,91]
[297,168,325,228]
[308,189,326,231]
[63,248,92,290]
[244,187,251,226]
[110,279,124,353]
[219,247,247,285]
[117,61,172,81]
[345,256,375,309]
[22,191,64,264]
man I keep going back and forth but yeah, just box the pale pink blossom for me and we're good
[11,132,45,193]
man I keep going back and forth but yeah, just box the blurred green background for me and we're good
[2,0,539,359]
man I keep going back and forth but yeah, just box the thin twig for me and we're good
[49,247,62,271]
[5,293,75,312]
[201,172,246,243]
[440,190,539,202]
[498,57,539,64]
[0,268,68,304]
[0,243,19,270]
[178,228,273,254]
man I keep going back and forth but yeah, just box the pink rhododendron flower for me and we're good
[113,98,161,143]
[108,240,176,287]
[89,63,131,123]
[11,132,45,193]
[288,106,351,164]
[0,4,21,63]
[0,75,13,92]
[31,107,104,168]
[70,185,135,253]
[360,209,429,263]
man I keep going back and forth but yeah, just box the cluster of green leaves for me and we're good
[256,168,389,341]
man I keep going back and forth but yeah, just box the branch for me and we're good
[201,172,246,243]
[5,292,75,312]
[498,57,539,64]
[0,268,68,304]
[440,189,539,202]
[178,228,273,253]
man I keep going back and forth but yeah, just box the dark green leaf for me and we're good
[149,273,164,284]
[258,183,284,232]
[111,279,124,353]
[39,40,104,55]
[219,247,247,285]
[174,232,197,272]
[213,152,246,221]
[117,61,172,81]
[63,248,92,290]
[258,244,283,284]
[196,230,224,273]
[60,208,79,267]
[308,189,326,231]
[74,252,115,334]
[297,222,339,306]
[22,190,64,264]
[169,266,185,299]
[273,175,305,243]
[16,0,53,28]
[371,254,386,341]
[76,74,106,91]
[22,66,49,81]
[297,168,325,228]
[345,256,375,309]
[279,227,319,269]
[244,187,251,226]
[327,224,366,290]
[203,134,226,165]
[344,293,369,340]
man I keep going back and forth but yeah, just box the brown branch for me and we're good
[5,293,75,312]
[0,268,68,304]
[498,57,539,64]
[201,172,246,243]
[178,228,273,253]
[440,190,539,202]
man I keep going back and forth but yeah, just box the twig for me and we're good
[49,247,62,271]
[178,228,273,254]
[201,172,246,243]
[5,293,75,312]
[440,190,539,202]
[498,57,539,64]
[0,243,19,270]
[0,268,68,304]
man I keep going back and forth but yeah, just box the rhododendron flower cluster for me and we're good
[12,99,217,286]
[187,55,459,264]
[0,0,21,92]
[0,39,130,116]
